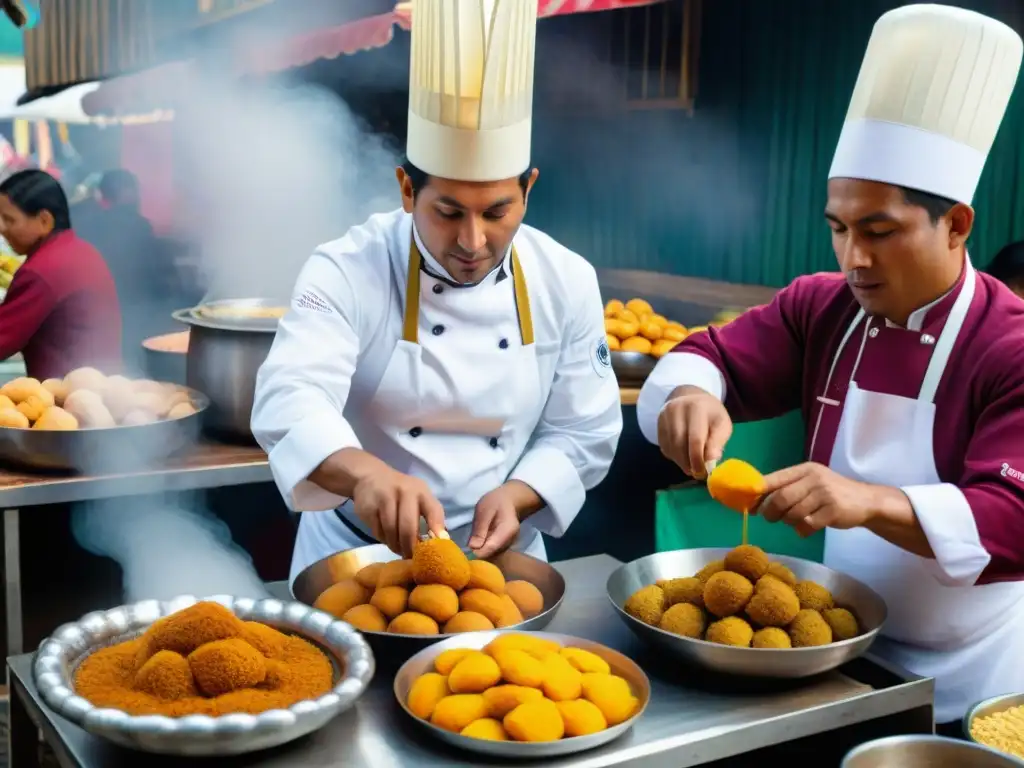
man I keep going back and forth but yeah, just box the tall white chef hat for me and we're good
[406,0,537,183]
[829,4,1023,205]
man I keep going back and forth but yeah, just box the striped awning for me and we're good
[83,0,666,116]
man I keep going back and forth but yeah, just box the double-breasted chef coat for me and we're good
[252,208,623,587]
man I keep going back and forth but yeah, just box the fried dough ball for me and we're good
[64,367,107,395]
[134,650,196,699]
[120,409,158,426]
[32,406,78,430]
[540,652,583,701]
[167,401,198,420]
[63,389,116,428]
[448,652,502,694]
[504,699,565,742]
[706,616,754,647]
[0,408,29,428]
[661,577,705,608]
[443,611,495,633]
[241,621,287,658]
[485,633,560,660]
[0,395,13,410]
[695,560,726,584]
[408,672,450,719]
[377,559,414,588]
[766,561,798,587]
[559,647,611,675]
[187,638,266,696]
[0,376,43,403]
[139,601,244,659]
[100,376,138,421]
[461,718,509,741]
[658,603,706,638]
[822,608,860,640]
[493,648,545,688]
[794,581,834,612]
[342,604,388,632]
[388,611,440,635]
[412,538,471,591]
[434,649,473,675]
[40,378,69,405]
[703,572,754,618]
[409,584,460,623]
[369,586,409,619]
[624,584,666,626]
[752,627,792,649]
[788,609,833,647]
[431,694,490,733]
[496,594,524,628]
[725,545,770,582]
[557,699,608,737]
[313,579,370,619]
[482,685,544,718]
[16,393,55,422]
[580,673,638,726]
[460,589,505,626]
[504,581,544,619]
[467,560,506,594]
[746,578,800,627]
[355,563,384,589]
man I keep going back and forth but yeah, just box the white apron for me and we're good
[290,236,548,587]
[817,263,1024,723]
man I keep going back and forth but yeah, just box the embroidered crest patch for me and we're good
[591,335,612,378]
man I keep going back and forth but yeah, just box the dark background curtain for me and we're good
[527,0,1024,286]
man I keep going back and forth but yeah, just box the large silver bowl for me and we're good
[607,548,888,678]
[292,544,565,663]
[33,594,375,756]
[0,388,209,473]
[965,692,1024,759]
[394,630,650,758]
[842,735,1024,767]
[610,351,656,386]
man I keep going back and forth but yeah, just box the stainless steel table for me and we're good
[6,554,934,768]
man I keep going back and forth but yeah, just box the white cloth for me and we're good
[252,208,622,584]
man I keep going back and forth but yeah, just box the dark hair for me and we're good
[0,170,71,231]
[401,159,533,200]
[986,240,1024,283]
[98,169,140,207]
[899,185,957,224]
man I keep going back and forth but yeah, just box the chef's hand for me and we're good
[469,481,543,559]
[657,385,733,479]
[758,462,888,535]
[351,467,446,558]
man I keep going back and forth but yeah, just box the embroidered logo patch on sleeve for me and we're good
[591,335,612,378]
[295,290,333,315]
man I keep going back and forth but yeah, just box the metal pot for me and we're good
[172,299,283,443]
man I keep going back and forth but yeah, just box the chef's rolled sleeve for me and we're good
[901,483,991,587]
[251,251,365,512]
[511,265,623,538]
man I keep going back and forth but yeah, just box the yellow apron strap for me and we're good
[511,247,534,346]
[403,238,423,343]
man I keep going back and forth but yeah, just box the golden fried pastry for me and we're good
[241,622,287,659]
[706,616,754,647]
[485,633,560,660]
[377,559,414,588]
[540,652,583,701]
[661,577,705,608]
[0,376,43,403]
[412,538,472,591]
[187,638,266,696]
[32,406,78,430]
[695,560,726,583]
[0,408,29,428]
[788,609,833,647]
[443,611,495,633]
[794,581,835,612]
[746,578,800,627]
[408,672,450,719]
[504,581,544,619]
[138,602,245,660]
[459,589,505,626]
[580,673,638,726]
[724,545,770,582]
[496,594,524,628]
[354,563,384,590]
[557,699,607,737]
[342,604,388,632]
[409,584,460,623]
[766,561,798,587]
[752,627,792,648]
[659,603,706,638]
[0,395,14,411]
[492,649,545,688]
[503,699,564,742]
[434,649,473,675]
[624,584,666,626]
[482,685,544,718]
[134,650,197,700]
[559,647,611,675]
[467,559,506,594]
[460,718,508,741]
[313,579,369,619]
[369,586,409,619]
[430,694,489,732]
[40,378,68,405]
[448,652,502,694]
[822,608,860,641]
[388,612,439,635]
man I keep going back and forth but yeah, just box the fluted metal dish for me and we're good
[841,735,1024,767]
[394,630,650,758]
[33,594,375,756]
[610,351,657,386]
[607,548,888,678]
[965,692,1024,758]
[291,544,565,662]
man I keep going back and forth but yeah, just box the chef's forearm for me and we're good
[500,480,545,522]
[864,485,935,559]
[310,448,391,498]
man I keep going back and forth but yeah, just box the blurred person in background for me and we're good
[986,240,1024,299]
[0,169,121,379]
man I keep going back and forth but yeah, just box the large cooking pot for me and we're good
[172,298,283,443]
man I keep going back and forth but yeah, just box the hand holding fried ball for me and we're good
[406,635,639,742]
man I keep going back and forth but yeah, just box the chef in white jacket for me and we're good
[251,0,623,587]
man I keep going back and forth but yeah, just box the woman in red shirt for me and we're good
[0,170,122,380]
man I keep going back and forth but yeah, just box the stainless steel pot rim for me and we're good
[842,734,1024,765]
[0,389,210,433]
[173,299,284,333]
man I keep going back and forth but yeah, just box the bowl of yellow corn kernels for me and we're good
[965,692,1024,762]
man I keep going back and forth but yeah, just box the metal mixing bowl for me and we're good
[965,692,1024,757]
[33,594,375,756]
[394,630,650,758]
[606,548,887,678]
[610,351,657,386]
[291,544,565,663]
[842,735,1024,767]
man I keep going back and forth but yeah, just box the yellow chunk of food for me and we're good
[448,652,502,694]
[484,633,560,660]
[32,406,79,430]
[434,648,473,676]
[625,298,653,317]
[725,545,770,582]
[707,459,765,513]
[504,581,544,619]
[794,581,835,612]
[557,698,608,737]
[354,563,384,589]
[624,584,666,626]
[662,326,687,342]
[482,685,544,718]
[620,336,652,354]
[341,604,387,632]
[377,559,414,588]
[430,694,489,733]
[467,559,506,594]
[460,718,509,741]
[651,338,678,358]
[706,616,754,647]
[388,612,440,635]
[503,699,565,742]
[604,299,625,317]
[16,393,55,422]
[0,408,30,429]
[606,334,621,351]
[409,584,460,623]
[540,652,583,701]
[443,611,495,634]
[412,538,471,591]
[559,647,611,675]
[407,672,450,719]
[459,589,506,626]
[496,594,524,628]
[752,627,791,648]
[703,571,754,618]
[580,673,638,726]
[658,603,706,638]
[493,648,545,688]
[370,585,409,619]
[313,580,369,619]
[788,609,833,647]
[822,608,860,640]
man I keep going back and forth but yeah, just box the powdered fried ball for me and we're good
[377,559,415,588]
[409,584,460,623]
[139,601,244,659]
[313,579,370,620]
[460,589,505,626]
[822,608,860,640]
[724,545,770,582]
[745,578,800,627]
[370,586,408,619]
[661,577,705,608]
[134,650,196,700]
[504,581,544,619]
[695,560,726,583]
[766,561,798,587]
[705,616,754,647]
[788,609,833,647]
[703,571,753,618]
[388,611,440,635]
[624,584,666,626]
[658,602,706,638]
[412,538,471,590]
[241,621,287,658]
[496,594,524,628]
[187,638,266,696]
[467,559,506,594]
[355,563,384,589]
[342,604,388,632]
[443,611,495,633]
[752,627,792,649]
[794,581,834,612]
